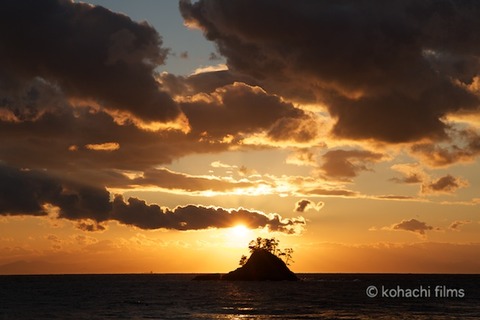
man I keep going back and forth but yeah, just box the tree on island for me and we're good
[242,237,294,266]
[239,255,247,266]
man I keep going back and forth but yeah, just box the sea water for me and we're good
[0,274,479,319]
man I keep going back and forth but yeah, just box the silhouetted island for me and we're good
[193,237,299,281]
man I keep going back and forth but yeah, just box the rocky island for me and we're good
[194,237,298,281]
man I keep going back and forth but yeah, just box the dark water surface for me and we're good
[0,274,479,319]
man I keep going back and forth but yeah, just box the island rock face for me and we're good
[221,249,298,281]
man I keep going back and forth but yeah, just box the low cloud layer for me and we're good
[0,164,112,220]
[112,196,304,233]
[0,165,303,233]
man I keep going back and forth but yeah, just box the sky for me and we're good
[0,0,480,274]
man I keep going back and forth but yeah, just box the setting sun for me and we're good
[225,224,252,247]
[231,224,249,237]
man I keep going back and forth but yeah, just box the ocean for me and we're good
[0,274,479,319]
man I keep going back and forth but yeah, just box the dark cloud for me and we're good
[267,115,318,143]
[0,106,229,174]
[0,0,180,122]
[0,86,316,188]
[75,220,107,232]
[160,74,320,143]
[159,70,259,97]
[294,199,311,213]
[180,0,480,143]
[181,82,318,142]
[0,164,111,221]
[111,195,304,233]
[320,149,383,180]
[294,199,324,212]
[421,174,467,194]
[0,164,304,233]
[391,218,435,235]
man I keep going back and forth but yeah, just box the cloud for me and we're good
[75,220,107,232]
[0,164,112,221]
[160,69,318,105]
[390,174,423,184]
[0,106,234,175]
[191,64,229,76]
[449,220,472,231]
[286,149,318,167]
[320,149,383,180]
[111,195,305,233]
[210,161,235,169]
[85,142,120,151]
[302,188,358,197]
[375,195,416,201]
[421,174,468,195]
[180,82,318,143]
[209,52,222,61]
[0,164,304,233]
[159,70,254,97]
[294,199,324,212]
[390,163,426,184]
[390,163,468,196]
[180,0,480,143]
[126,167,253,192]
[390,218,435,236]
[411,130,480,167]
[0,0,180,123]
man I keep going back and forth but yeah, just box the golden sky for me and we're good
[0,0,480,274]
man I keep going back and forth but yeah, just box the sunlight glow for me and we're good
[225,224,253,248]
[231,224,249,237]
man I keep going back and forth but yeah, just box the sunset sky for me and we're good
[1,0,480,274]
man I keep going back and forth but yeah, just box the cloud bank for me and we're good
[0,164,304,233]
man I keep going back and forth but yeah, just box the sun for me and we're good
[231,224,249,237]
[225,224,252,247]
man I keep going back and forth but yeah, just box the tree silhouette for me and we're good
[239,255,247,266]
[278,248,294,266]
[244,237,293,265]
